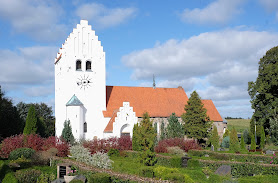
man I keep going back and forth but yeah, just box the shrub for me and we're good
[184,174,195,183]
[87,172,111,183]
[24,134,44,151]
[2,172,18,183]
[243,129,250,144]
[163,173,185,182]
[15,169,41,183]
[138,166,155,178]
[83,137,118,154]
[155,138,201,153]
[0,135,24,158]
[0,160,11,180]
[9,148,35,160]
[209,126,220,150]
[240,135,245,150]
[10,156,32,169]
[56,139,69,157]
[37,173,56,183]
[31,151,51,166]
[229,127,240,152]
[223,129,229,139]
[61,120,75,145]
[221,136,230,148]
[153,166,178,179]
[69,180,83,183]
[108,148,119,157]
[187,159,200,168]
[118,136,132,150]
[166,146,185,156]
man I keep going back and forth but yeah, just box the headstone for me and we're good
[204,154,209,157]
[219,148,225,151]
[211,145,214,151]
[181,156,192,167]
[214,165,231,176]
[266,150,275,155]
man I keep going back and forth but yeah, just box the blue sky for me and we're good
[1,0,278,119]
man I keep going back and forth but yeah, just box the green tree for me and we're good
[250,133,256,150]
[23,105,37,135]
[260,127,265,149]
[133,112,157,166]
[269,109,278,145]
[182,91,211,141]
[166,113,184,139]
[240,134,245,150]
[243,129,250,144]
[153,122,158,145]
[209,125,219,150]
[0,86,23,140]
[223,129,229,139]
[61,120,75,144]
[160,120,166,141]
[229,127,239,152]
[248,46,278,135]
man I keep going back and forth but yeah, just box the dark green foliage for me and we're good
[0,160,11,180]
[240,135,245,150]
[134,112,157,166]
[243,129,250,144]
[88,172,111,183]
[182,91,211,141]
[209,125,219,150]
[15,169,41,183]
[0,86,24,140]
[260,127,266,149]
[248,46,278,135]
[251,133,256,150]
[23,105,37,135]
[138,166,155,178]
[156,157,181,168]
[69,180,83,183]
[108,148,120,157]
[132,123,140,151]
[9,148,35,160]
[221,136,230,148]
[160,120,166,140]
[187,159,200,168]
[163,173,185,182]
[17,102,55,137]
[61,120,75,144]
[2,172,18,183]
[269,109,278,145]
[37,173,56,183]
[153,122,158,145]
[166,113,184,139]
[229,127,239,152]
[223,129,229,139]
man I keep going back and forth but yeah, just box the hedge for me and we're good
[196,159,278,178]
[188,150,273,164]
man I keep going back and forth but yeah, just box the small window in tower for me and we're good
[76,60,82,70]
[84,122,87,133]
[86,61,91,70]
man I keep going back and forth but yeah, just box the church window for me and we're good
[76,60,82,70]
[84,122,87,133]
[86,61,91,70]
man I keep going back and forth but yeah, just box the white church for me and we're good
[55,20,227,140]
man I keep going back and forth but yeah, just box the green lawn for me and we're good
[226,119,250,133]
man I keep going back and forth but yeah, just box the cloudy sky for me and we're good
[1,0,278,119]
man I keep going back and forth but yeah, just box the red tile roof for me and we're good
[103,86,223,121]
[103,109,118,133]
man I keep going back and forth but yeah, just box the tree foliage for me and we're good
[132,123,140,151]
[251,133,256,150]
[209,125,219,150]
[260,127,266,149]
[229,127,239,152]
[160,120,166,141]
[248,46,278,134]
[240,134,245,150]
[182,91,211,141]
[166,113,184,139]
[23,105,37,135]
[243,129,250,144]
[223,129,229,139]
[0,86,23,140]
[269,109,278,145]
[61,120,75,145]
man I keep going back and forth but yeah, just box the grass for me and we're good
[226,119,250,133]
[238,175,278,183]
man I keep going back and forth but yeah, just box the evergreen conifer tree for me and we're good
[154,122,158,145]
[229,127,239,152]
[260,127,265,149]
[160,120,166,140]
[223,129,229,139]
[23,105,37,135]
[61,120,75,144]
[166,113,183,139]
[210,126,219,150]
[240,135,245,150]
[132,123,140,151]
[251,133,256,150]
[182,91,211,141]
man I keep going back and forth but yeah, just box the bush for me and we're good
[0,135,24,158]
[9,148,35,160]
[9,156,32,169]
[163,173,185,182]
[187,159,200,168]
[118,136,132,150]
[184,174,195,183]
[0,160,11,180]
[2,172,18,183]
[83,137,118,154]
[70,180,83,183]
[37,173,56,183]
[221,136,230,148]
[166,146,185,156]
[108,148,119,157]
[56,139,69,157]
[31,151,51,166]
[87,172,111,183]
[155,138,201,153]
[153,166,178,179]
[229,127,240,152]
[15,169,41,183]
[138,166,155,178]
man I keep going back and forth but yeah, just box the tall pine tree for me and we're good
[23,105,37,135]
[182,91,211,141]
[166,113,184,139]
[61,120,75,144]
[209,126,219,150]
[229,127,239,152]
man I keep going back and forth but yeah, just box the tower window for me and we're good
[84,122,87,133]
[76,60,81,70]
[86,61,91,70]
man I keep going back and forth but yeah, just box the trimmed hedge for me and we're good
[2,172,18,183]
[197,159,278,178]
[188,150,272,164]
[9,148,35,160]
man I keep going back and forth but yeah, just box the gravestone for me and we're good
[214,165,231,176]
[204,154,209,157]
[211,145,214,151]
[266,150,275,155]
[181,156,192,167]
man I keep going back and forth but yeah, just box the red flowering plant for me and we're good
[270,153,278,164]
[67,166,78,176]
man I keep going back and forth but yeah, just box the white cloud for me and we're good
[75,3,137,29]
[0,0,66,41]
[259,0,278,12]
[180,0,245,25]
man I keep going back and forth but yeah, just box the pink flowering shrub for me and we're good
[270,153,278,164]
[83,136,132,154]
[155,138,201,153]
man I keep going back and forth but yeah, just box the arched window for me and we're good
[76,60,81,70]
[84,122,87,133]
[86,61,91,70]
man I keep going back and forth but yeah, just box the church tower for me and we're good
[55,20,106,140]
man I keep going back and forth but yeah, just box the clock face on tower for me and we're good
[76,75,92,90]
